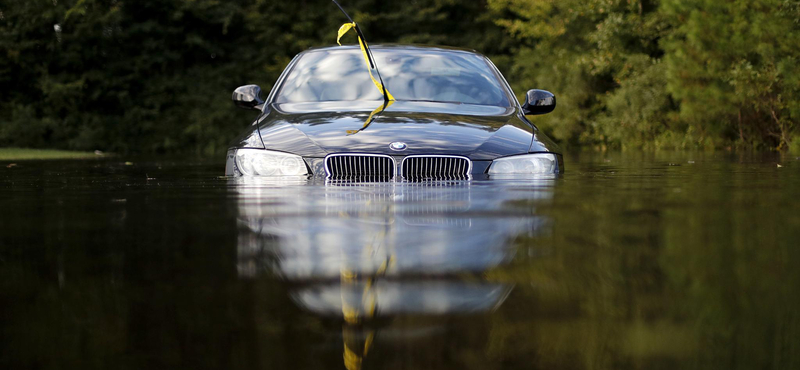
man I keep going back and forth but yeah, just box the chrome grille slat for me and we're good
[400,155,471,179]
[325,154,395,178]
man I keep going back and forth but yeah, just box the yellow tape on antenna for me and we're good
[337,23,395,101]
[347,100,394,135]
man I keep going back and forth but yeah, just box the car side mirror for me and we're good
[522,89,556,115]
[233,85,265,110]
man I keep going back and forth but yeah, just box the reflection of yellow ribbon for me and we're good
[339,200,395,370]
[344,328,374,370]
[347,100,394,135]
[337,22,395,101]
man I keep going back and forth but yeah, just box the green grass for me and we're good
[0,148,99,161]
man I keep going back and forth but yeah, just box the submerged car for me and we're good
[225,45,563,179]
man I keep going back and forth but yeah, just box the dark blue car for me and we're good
[226,45,562,179]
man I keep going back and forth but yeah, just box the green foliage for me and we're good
[0,0,511,154]
[662,0,800,150]
[488,0,671,149]
[0,0,797,153]
[598,56,675,148]
[490,0,799,150]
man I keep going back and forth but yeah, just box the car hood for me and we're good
[256,101,557,160]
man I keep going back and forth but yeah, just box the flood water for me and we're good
[2,152,799,370]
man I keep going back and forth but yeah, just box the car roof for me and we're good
[302,44,483,56]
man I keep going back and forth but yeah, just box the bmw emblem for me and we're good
[389,142,407,151]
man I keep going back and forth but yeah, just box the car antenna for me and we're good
[331,0,393,104]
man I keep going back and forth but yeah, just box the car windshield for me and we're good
[274,48,511,107]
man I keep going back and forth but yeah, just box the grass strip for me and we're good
[0,148,99,161]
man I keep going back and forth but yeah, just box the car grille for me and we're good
[325,154,395,178]
[401,156,471,179]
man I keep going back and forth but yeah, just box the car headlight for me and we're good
[488,153,558,175]
[234,149,309,176]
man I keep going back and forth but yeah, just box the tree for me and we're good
[487,0,671,149]
[662,0,800,150]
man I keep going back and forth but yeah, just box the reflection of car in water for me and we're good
[234,179,552,370]
[225,45,563,180]
[235,179,551,281]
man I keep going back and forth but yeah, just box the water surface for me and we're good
[1,152,799,370]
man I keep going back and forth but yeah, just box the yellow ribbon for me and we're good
[347,100,394,135]
[337,22,395,101]
[336,22,356,45]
